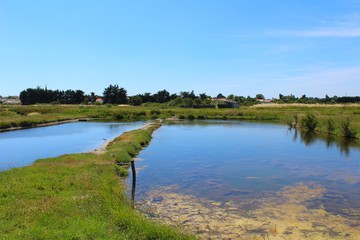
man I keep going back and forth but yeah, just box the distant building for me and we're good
[257,99,273,104]
[212,98,240,108]
[95,98,104,104]
[1,96,21,104]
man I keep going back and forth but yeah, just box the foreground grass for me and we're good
[1,103,359,139]
[0,122,194,240]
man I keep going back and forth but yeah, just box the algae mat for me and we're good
[138,183,360,240]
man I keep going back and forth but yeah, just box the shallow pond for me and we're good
[0,121,145,171]
[131,121,360,239]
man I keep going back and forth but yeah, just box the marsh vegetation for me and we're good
[0,122,194,239]
[1,104,359,139]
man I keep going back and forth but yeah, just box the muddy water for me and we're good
[131,121,360,239]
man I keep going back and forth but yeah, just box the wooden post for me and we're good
[131,160,136,209]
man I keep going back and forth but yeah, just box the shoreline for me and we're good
[0,120,192,239]
[90,138,113,155]
[90,121,157,155]
[1,104,359,139]
[0,118,89,133]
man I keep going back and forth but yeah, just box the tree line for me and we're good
[275,94,360,104]
[19,85,360,106]
[19,87,85,105]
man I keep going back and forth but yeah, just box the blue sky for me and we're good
[1,0,360,98]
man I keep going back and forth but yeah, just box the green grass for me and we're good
[0,122,195,239]
[1,103,360,139]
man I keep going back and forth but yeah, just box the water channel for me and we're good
[0,121,145,171]
[131,120,360,239]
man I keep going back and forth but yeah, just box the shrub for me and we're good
[114,114,125,120]
[19,120,33,128]
[340,118,356,138]
[0,122,12,129]
[293,114,299,126]
[131,111,146,119]
[300,113,317,131]
[150,109,161,115]
[326,119,335,134]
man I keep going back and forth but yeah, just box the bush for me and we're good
[0,122,12,129]
[19,120,33,128]
[326,119,335,134]
[114,114,125,120]
[300,113,317,131]
[131,111,146,119]
[340,118,356,138]
[150,109,161,115]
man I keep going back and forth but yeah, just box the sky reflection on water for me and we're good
[133,120,360,218]
[0,121,145,171]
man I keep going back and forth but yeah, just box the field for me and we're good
[1,104,359,139]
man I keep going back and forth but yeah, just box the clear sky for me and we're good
[1,0,360,98]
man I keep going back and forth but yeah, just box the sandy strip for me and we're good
[90,139,113,155]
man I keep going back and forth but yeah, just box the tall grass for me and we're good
[340,118,357,138]
[326,118,335,134]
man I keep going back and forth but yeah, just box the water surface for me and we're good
[132,121,360,239]
[0,121,145,171]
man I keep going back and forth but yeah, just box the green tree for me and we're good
[130,95,143,106]
[216,93,225,99]
[19,87,84,105]
[182,98,194,107]
[227,94,234,100]
[180,90,196,99]
[199,93,209,101]
[256,94,265,100]
[90,92,96,103]
[154,89,170,103]
[103,84,128,104]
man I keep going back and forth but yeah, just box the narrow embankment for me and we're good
[0,118,86,132]
[0,122,194,239]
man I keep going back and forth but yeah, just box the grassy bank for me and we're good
[0,122,194,239]
[1,103,359,139]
